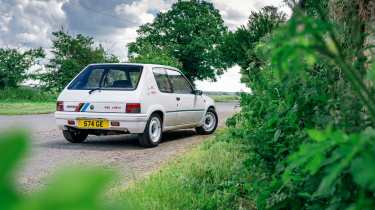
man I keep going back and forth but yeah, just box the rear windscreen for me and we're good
[68,65,143,90]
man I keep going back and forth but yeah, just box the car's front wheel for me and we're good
[62,129,88,143]
[196,108,218,135]
[138,113,162,147]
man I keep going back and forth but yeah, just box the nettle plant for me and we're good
[0,131,117,210]
[274,9,375,210]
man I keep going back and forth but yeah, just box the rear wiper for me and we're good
[88,87,101,94]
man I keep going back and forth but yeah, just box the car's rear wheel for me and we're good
[138,113,162,147]
[62,129,88,143]
[196,108,218,135]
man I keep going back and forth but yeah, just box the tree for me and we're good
[220,6,286,83]
[41,30,119,91]
[0,48,44,89]
[128,0,228,82]
[128,43,182,69]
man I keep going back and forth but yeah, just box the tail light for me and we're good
[126,103,141,113]
[56,101,64,111]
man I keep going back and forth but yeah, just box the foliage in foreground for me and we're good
[0,131,116,210]
[226,1,375,209]
[120,131,252,210]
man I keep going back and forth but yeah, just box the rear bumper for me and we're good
[55,111,148,133]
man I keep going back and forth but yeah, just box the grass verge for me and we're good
[0,102,55,115]
[118,130,253,210]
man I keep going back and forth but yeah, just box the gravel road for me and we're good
[0,102,238,191]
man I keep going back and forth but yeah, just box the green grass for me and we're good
[211,95,240,102]
[118,130,253,210]
[0,87,56,115]
[0,102,55,115]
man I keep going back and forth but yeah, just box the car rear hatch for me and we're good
[59,90,141,113]
[57,64,143,114]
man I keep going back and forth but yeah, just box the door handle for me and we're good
[176,97,181,101]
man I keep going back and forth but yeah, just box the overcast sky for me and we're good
[0,0,289,92]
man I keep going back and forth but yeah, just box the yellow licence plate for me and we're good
[77,119,109,128]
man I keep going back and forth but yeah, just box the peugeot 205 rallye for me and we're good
[55,63,218,147]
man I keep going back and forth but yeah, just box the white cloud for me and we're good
[115,3,153,26]
[98,27,139,61]
[196,65,251,92]
[0,0,66,48]
[210,0,290,30]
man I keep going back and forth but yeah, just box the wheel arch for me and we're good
[207,105,215,112]
[151,110,164,123]
[146,104,166,126]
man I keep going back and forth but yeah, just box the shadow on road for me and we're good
[38,129,198,151]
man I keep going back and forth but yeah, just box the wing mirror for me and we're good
[193,89,203,95]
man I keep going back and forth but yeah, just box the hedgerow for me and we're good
[227,1,375,209]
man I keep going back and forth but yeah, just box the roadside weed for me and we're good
[0,131,116,210]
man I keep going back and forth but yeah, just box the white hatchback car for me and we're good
[55,63,218,147]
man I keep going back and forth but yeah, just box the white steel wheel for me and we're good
[138,113,163,147]
[149,117,162,143]
[196,108,218,135]
[203,111,216,132]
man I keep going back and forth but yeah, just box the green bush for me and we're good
[226,1,375,209]
[0,87,56,102]
[0,131,117,210]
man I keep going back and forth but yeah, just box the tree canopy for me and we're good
[40,30,119,90]
[128,0,228,82]
[0,48,44,89]
[220,6,286,83]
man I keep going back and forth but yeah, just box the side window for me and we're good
[153,68,173,93]
[166,69,193,94]
[129,71,141,86]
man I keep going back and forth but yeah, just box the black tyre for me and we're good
[196,108,218,135]
[62,129,88,143]
[138,113,162,147]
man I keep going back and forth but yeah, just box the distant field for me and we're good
[0,102,55,115]
[210,95,240,102]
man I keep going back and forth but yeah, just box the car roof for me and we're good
[87,63,179,71]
